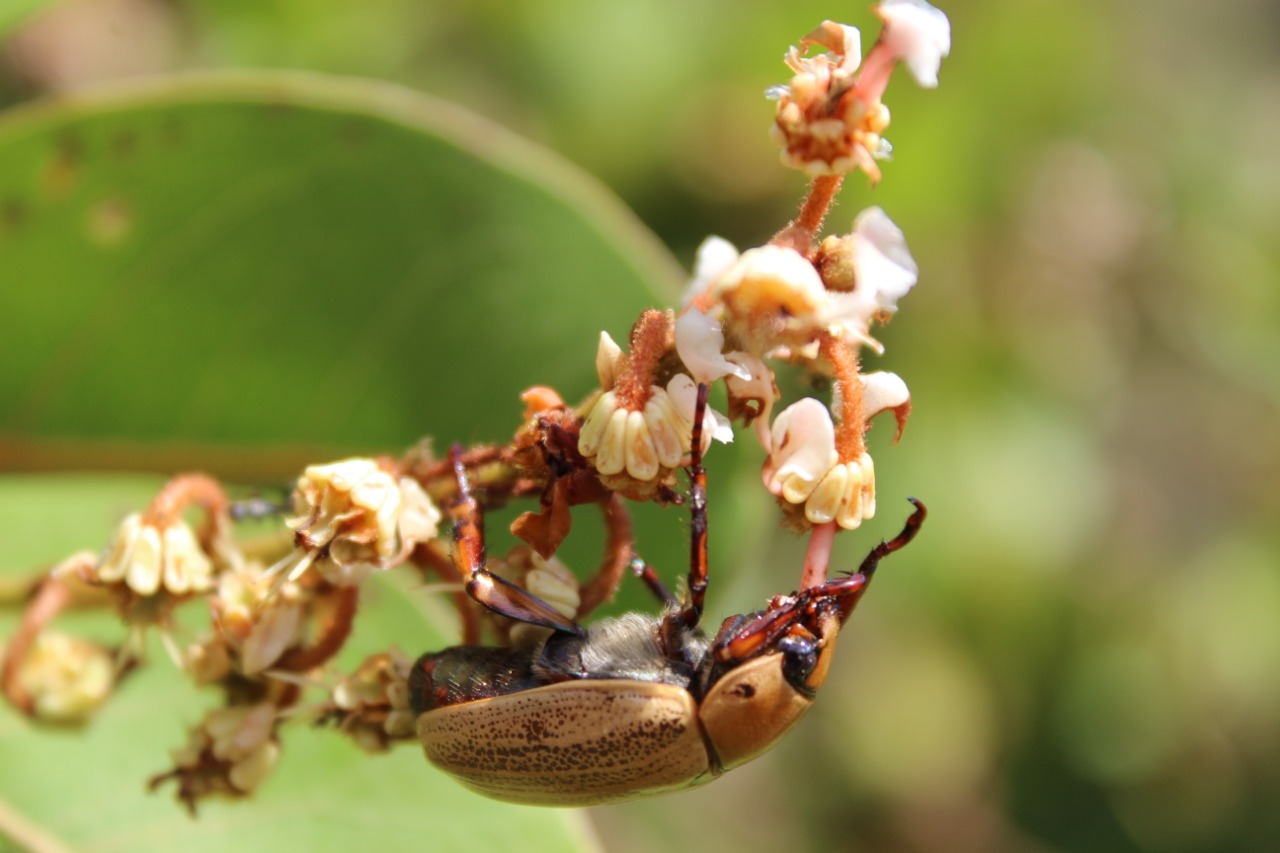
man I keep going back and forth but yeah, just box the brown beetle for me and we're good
[409,383,925,806]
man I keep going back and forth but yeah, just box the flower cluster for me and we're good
[769,1,950,182]
[271,458,442,586]
[0,8,947,813]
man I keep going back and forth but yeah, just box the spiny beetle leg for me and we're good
[854,498,927,581]
[449,445,585,637]
[629,556,677,607]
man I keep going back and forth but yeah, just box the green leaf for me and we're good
[0,477,602,852]
[0,0,52,39]
[0,71,688,852]
[0,71,681,458]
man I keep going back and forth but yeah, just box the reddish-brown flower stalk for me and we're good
[0,576,73,714]
[141,473,230,549]
[614,309,674,411]
[818,330,866,462]
[771,175,845,257]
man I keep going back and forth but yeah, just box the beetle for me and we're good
[408,382,926,806]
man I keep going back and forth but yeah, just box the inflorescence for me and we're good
[0,1,949,813]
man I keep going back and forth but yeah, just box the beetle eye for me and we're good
[777,635,820,698]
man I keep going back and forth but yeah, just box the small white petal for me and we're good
[763,398,839,495]
[623,409,660,481]
[578,391,617,456]
[853,207,918,312]
[682,235,740,306]
[878,0,952,88]
[666,374,733,447]
[595,331,624,389]
[229,741,279,793]
[242,602,302,675]
[97,514,142,583]
[675,308,750,385]
[858,453,877,520]
[161,523,211,595]
[595,408,630,476]
[645,392,688,468]
[708,407,735,445]
[824,207,918,350]
[126,524,164,596]
[861,371,911,420]
[396,477,442,545]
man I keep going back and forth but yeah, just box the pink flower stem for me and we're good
[801,522,837,590]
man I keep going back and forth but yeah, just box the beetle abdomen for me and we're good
[418,680,713,806]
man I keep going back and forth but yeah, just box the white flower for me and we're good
[327,651,416,751]
[877,0,952,88]
[711,244,829,353]
[204,562,305,676]
[13,632,114,724]
[96,513,214,598]
[682,235,740,307]
[762,398,839,503]
[272,459,441,586]
[490,548,581,647]
[723,352,779,450]
[824,207,919,353]
[674,308,751,385]
[579,374,731,483]
[169,703,281,795]
[769,21,897,179]
[761,397,881,530]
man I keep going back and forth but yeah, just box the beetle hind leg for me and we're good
[448,446,585,637]
[853,497,927,580]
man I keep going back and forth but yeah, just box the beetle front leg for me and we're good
[448,447,585,637]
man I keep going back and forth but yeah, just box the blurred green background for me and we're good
[2,1,1279,851]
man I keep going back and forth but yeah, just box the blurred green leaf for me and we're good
[0,477,600,852]
[0,70,694,852]
[0,71,681,463]
[0,0,50,39]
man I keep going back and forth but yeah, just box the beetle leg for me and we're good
[628,556,677,606]
[685,381,711,621]
[652,381,711,661]
[832,498,926,622]
[713,499,929,660]
[449,446,585,637]
[854,497,927,581]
